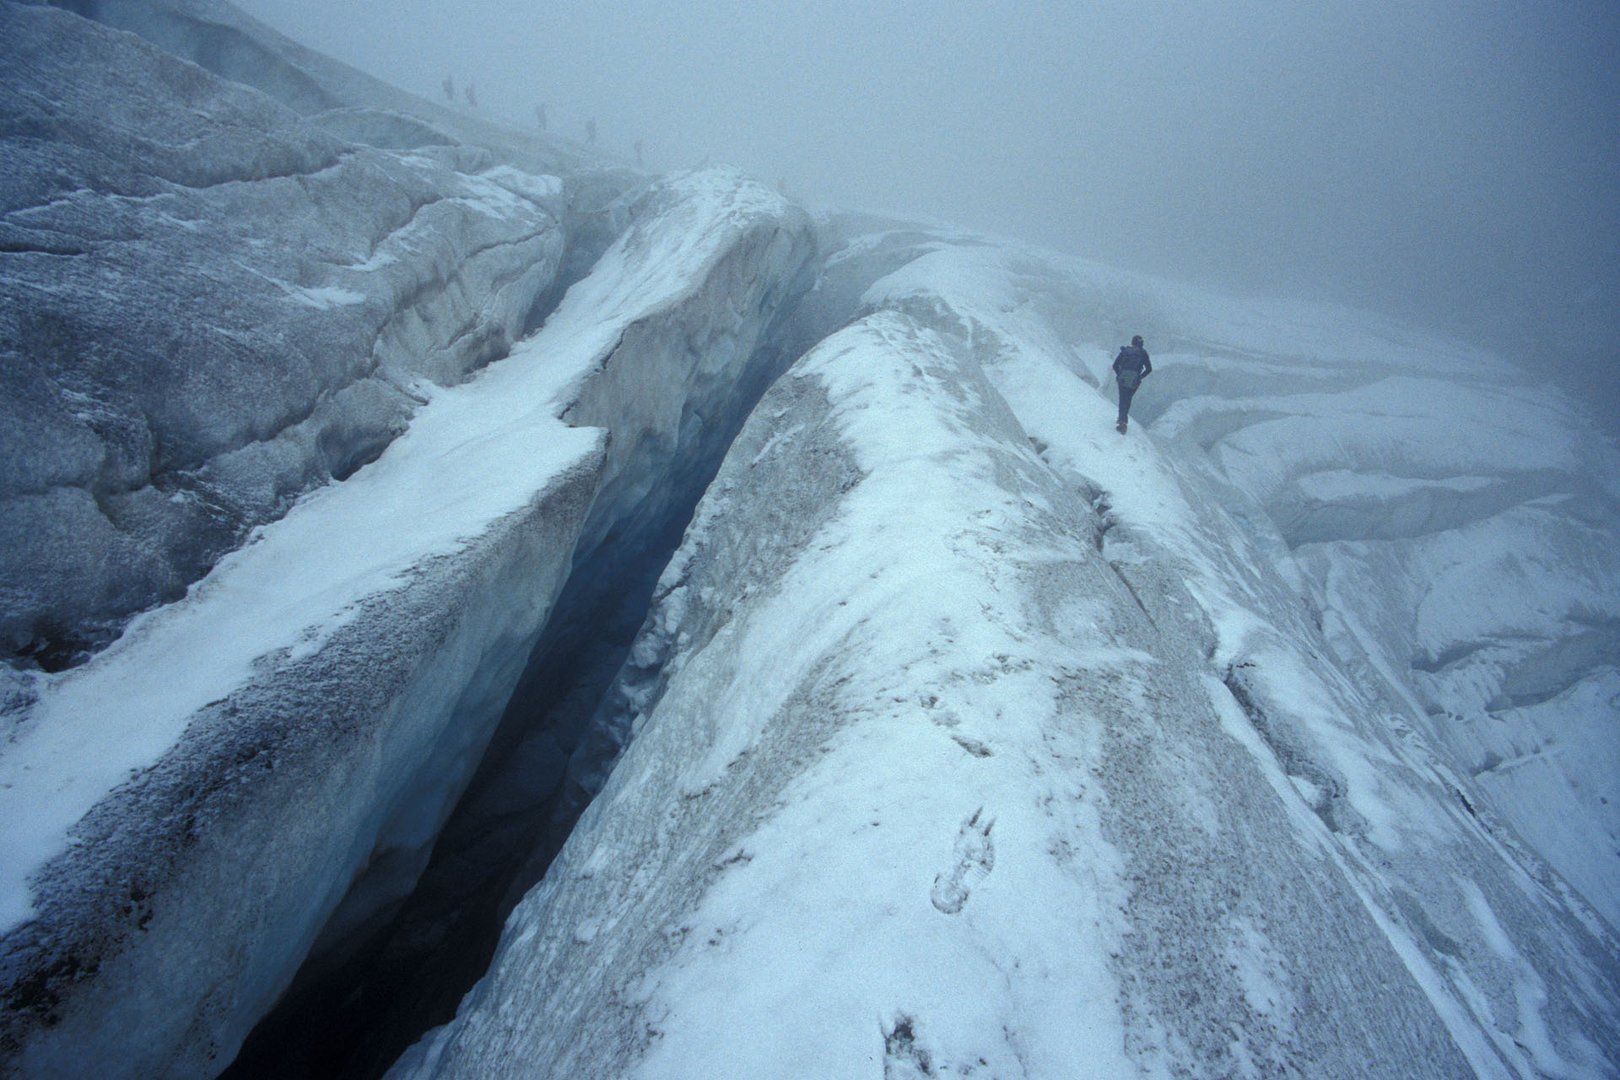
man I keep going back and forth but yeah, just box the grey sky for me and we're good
[233,0,1619,422]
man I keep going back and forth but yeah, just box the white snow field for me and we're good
[394,237,1620,1078]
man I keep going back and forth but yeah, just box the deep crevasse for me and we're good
[0,162,817,1077]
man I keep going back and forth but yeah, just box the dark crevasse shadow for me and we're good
[220,215,856,1080]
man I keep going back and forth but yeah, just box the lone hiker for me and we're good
[1112,335,1152,434]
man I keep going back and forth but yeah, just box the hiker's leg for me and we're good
[1117,384,1136,424]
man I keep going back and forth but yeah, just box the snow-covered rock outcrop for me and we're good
[397,235,1619,1079]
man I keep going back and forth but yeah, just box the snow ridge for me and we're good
[395,236,1619,1079]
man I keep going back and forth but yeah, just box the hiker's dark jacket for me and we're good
[1113,344,1151,379]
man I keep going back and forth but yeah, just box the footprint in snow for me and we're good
[930,808,995,915]
[882,1013,935,1079]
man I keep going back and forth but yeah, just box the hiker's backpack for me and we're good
[1116,346,1145,391]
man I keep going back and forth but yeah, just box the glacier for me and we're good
[2,2,1617,1078]
[0,0,587,667]
[391,232,1620,1080]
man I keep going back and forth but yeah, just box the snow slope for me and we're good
[395,236,1620,1078]
[1136,279,1620,933]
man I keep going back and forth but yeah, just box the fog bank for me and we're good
[232,0,1620,430]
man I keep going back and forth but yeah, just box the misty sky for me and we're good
[233,0,1618,422]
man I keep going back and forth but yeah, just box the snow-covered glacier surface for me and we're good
[397,234,1619,1079]
[1129,282,1620,933]
[2,3,1617,1078]
[0,2,815,1073]
[0,0,580,668]
[0,165,811,1078]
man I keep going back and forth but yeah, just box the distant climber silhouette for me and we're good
[535,103,547,131]
[586,117,597,145]
[442,74,454,102]
[1112,335,1152,434]
[465,83,478,108]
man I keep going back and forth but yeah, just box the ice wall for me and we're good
[0,159,813,1077]
[0,2,815,1075]
[222,171,816,1077]
[0,1,583,668]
